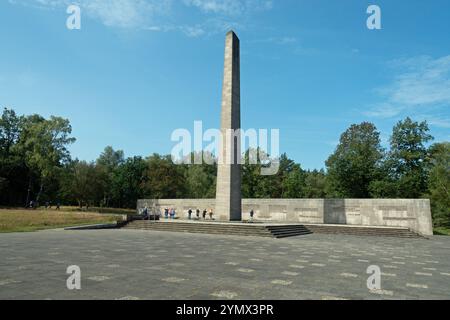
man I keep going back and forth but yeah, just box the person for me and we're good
[196,209,200,220]
[209,209,214,220]
[250,209,254,222]
[56,202,60,210]
[172,208,176,219]
[202,209,207,220]
[142,206,149,220]
[188,208,192,220]
[164,208,169,219]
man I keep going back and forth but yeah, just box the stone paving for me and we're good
[0,229,449,300]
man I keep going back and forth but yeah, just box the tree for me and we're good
[304,169,328,198]
[0,108,23,156]
[0,108,27,205]
[96,146,124,207]
[184,164,216,198]
[16,114,75,205]
[142,154,186,199]
[97,146,125,169]
[281,163,306,198]
[326,122,384,198]
[387,117,433,198]
[242,148,263,198]
[69,161,95,208]
[111,156,147,208]
[426,142,450,227]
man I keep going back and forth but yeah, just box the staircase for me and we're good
[120,220,424,239]
[303,224,423,238]
[121,221,312,238]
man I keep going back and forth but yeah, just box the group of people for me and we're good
[187,208,214,220]
[141,206,255,222]
[163,208,176,219]
[28,200,60,210]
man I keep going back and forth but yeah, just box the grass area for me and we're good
[0,209,122,233]
[40,206,136,215]
[434,227,450,236]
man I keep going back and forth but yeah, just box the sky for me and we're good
[0,0,449,170]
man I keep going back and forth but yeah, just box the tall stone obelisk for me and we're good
[215,31,242,221]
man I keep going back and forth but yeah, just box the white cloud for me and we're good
[183,0,272,15]
[8,0,171,29]
[364,55,450,128]
[419,115,450,129]
[8,0,274,37]
[180,25,206,37]
[251,36,297,45]
[386,56,450,106]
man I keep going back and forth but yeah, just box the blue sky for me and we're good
[1,0,449,170]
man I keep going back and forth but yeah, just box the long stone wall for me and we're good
[137,199,433,236]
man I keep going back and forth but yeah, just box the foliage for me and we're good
[326,122,384,198]
[386,117,434,198]
[427,142,450,227]
[0,108,448,227]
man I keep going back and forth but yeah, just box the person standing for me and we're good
[143,206,149,220]
[188,208,192,220]
[164,208,169,219]
[202,209,207,220]
[250,209,254,222]
[196,209,200,220]
[209,209,214,220]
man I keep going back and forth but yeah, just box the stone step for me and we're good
[123,227,274,237]
[124,227,272,236]
[302,225,422,238]
[121,221,312,238]
[124,225,270,232]
[121,221,423,239]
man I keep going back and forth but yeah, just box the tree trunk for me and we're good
[36,182,44,206]
[25,176,32,208]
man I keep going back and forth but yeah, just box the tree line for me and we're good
[0,107,448,227]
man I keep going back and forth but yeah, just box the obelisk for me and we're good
[215,31,242,221]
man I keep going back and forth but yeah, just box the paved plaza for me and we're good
[0,229,449,300]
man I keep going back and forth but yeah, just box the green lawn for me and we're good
[434,227,450,236]
[0,209,122,233]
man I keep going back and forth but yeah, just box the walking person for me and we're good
[196,209,200,220]
[250,209,254,222]
[188,208,192,220]
[202,209,207,220]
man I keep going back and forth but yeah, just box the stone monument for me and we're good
[215,31,242,221]
[137,31,434,237]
